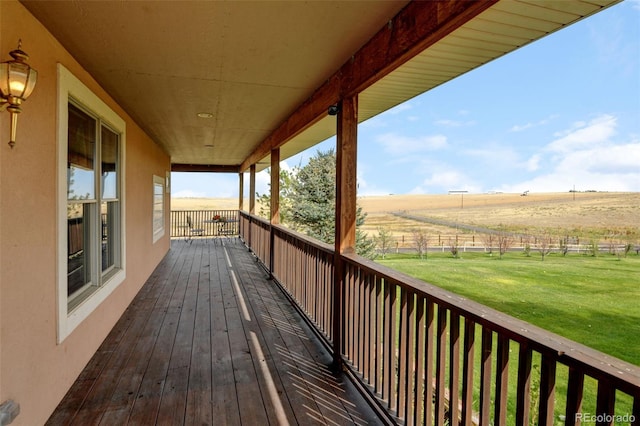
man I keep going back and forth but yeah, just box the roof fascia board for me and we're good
[172,164,240,173]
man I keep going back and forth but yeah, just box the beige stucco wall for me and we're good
[0,2,171,424]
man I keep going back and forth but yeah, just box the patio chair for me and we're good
[186,215,205,242]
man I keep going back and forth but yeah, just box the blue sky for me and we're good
[172,0,640,198]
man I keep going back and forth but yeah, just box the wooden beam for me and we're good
[270,148,280,225]
[333,96,357,368]
[240,0,497,171]
[238,172,244,211]
[249,164,256,215]
[171,163,240,173]
[335,97,358,254]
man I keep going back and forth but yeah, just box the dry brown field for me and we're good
[171,197,240,211]
[360,191,638,230]
[172,192,639,243]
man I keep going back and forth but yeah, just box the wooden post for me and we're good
[249,164,256,215]
[333,96,358,369]
[238,171,244,211]
[270,149,280,275]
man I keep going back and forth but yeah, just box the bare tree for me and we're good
[559,236,569,256]
[480,233,495,255]
[522,235,532,257]
[375,227,394,259]
[412,229,429,260]
[496,232,514,259]
[537,233,553,261]
[449,235,460,258]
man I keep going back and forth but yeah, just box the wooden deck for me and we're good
[47,238,382,425]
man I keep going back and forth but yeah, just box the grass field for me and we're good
[377,251,640,365]
[377,251,639,423]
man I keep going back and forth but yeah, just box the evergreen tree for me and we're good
[257,149,375,258]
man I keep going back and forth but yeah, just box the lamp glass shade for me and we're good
[0,61,37,100]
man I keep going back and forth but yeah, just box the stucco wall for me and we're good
[0,2,171,424]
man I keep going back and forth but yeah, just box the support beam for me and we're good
[335,97,358,254]
[269,149,280,276]
[332,96,358,369]
[171,163,240,173]
[240,0,496,171]
[238,172,244,211]
[270,148,280,225]
[249,164,256,215]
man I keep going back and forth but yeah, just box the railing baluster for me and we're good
[382,279,392,407]
[425,300,434,426]
[461,319,476,426]
[479,327,493,426]
[375,275,383,395]
[449,312,461,426]
[565,367,584,426]
[398,288,409,421]
[404,291,418,424]
[516,344,533,426]
[539,353,557,425]
[359,268,366,375]
[596,379,615,426]
[435,306,447,426]
[345,263,354,363]
[363,272,372,384]
[494,335,510,425]
[415,296,426,425]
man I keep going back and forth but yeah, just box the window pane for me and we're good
[68,103,96,200]
[101,201,118,273]
[67,203,93,297]
[101,126,119,199]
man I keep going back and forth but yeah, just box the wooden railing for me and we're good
[170,210,239,238]
[239,211,640,426]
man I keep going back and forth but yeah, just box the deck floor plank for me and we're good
[47,238,381,425]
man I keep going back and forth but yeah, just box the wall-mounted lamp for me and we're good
[0,40,38,148]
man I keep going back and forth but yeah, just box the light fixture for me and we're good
[0,40,38,148]
[197,112,213,118]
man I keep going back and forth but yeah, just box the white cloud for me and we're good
[499,115,640,193]
[525,154,541,172]
[510,115,558,132]
[376,133,448,156]
[414,168,482,193]
[546,114,617,153]
[510,123,533,132]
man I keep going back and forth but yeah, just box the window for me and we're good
[57,64,126,342]
[153,175,165,242]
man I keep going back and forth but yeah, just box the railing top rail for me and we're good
[342,251,640,393]
[240,211,335,254]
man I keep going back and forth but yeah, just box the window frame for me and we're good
[57,64,127,343]
[152,175,165,243]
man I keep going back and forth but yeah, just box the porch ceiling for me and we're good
[22,0,619,173]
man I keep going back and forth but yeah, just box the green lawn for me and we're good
[376,251,639,423]
[377,251,640,365]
